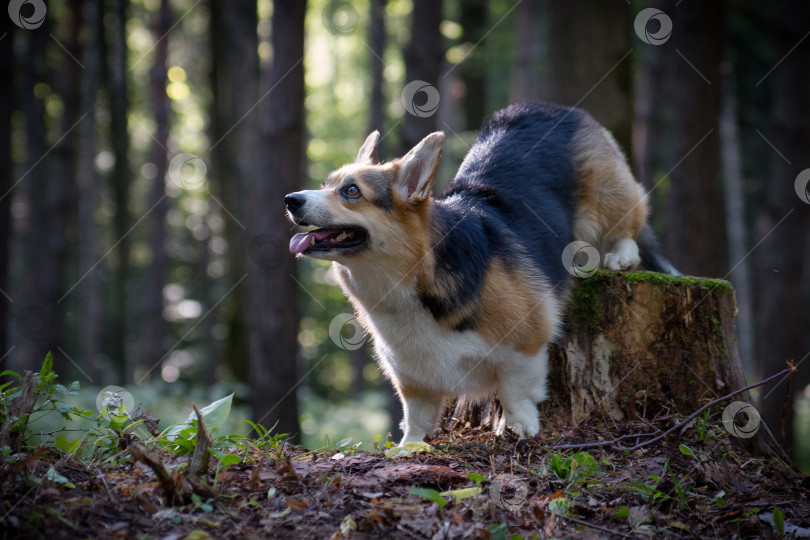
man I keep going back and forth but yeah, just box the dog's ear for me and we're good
[396,132,444,201]
[355,131,381,165]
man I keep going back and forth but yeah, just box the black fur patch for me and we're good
[418,102,582,322]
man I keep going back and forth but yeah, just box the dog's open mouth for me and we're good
[289,227,368,255]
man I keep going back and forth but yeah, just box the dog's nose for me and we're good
[285,192,305,212]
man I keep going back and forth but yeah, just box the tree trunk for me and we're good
[458,0,486,131]
[542,0,633,156]
[719,75,755,377]
[446,273,750,431]
[368,0,386,138]
[209,0,258,382]
[76,0,104,383]
[249,0,306,439]
[106,0,132,382]
[659,0,728,277]
[753,0,810,454]
[140,0,171,380]
[401,0,443,153]
[16,15,57,373]
[509,0,543,103]
[0,14,14,359]
[52,0,83,380]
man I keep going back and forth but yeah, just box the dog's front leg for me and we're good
[396,385,443,446]
[495,345,550,439]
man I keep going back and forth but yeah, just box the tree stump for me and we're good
[445,271,748,432]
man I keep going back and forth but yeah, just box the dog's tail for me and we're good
[637,224,680,275]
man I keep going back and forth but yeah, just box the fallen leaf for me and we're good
[285,497,308,511]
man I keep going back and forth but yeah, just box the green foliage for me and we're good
[772,507,784,535]
[409,487,448,508]
[547,450,603,485]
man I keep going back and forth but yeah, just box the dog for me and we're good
[286,102,672,446]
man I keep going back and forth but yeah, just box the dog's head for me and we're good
[286,130,444,261]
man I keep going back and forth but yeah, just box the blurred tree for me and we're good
[541,0,633,155]
[77,0,104,382]
[105,0,133,381]
[368,0,386,138]
[509,0,543,102]
[53,0,83,378]
[754,0,810,450]
[0,10,14,358]
[401,0,444,153]
[139,0,172,379]
[458,0,486,130]
[249,0,306,439]
[17,14,62,373]
[659,0,728,277]
[209,0,258,382]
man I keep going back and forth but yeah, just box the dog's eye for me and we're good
[343,184,361,198]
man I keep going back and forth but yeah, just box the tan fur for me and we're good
[473,258,553,355]
[572,116,649,254]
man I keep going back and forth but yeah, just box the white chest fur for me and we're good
[333,262,502,399]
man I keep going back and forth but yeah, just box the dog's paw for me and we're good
[503,410,540,439]
[603,239,640,270]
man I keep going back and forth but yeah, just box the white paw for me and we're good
[603,239,640,270]
[503,410,540,439]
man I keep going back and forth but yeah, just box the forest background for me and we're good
[0,0,808,471]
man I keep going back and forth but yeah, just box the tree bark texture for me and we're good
[446,273,750,433]
[659,0,728,278]
[541,0,633,157]
[401,0,443,153]
[249,0,306,439]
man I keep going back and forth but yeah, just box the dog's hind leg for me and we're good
[495,345,549,439]
[573,121,649,270]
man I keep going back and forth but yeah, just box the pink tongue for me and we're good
[289,229,335,254]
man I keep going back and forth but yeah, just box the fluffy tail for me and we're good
[636,224,680,275]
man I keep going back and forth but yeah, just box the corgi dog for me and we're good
[286,103,669,446]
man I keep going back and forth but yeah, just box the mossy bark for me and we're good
[445,271,747,432]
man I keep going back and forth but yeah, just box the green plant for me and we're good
[547,451,603,486]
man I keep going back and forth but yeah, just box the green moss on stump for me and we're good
[619,270,733,295]
[566,270,734,332]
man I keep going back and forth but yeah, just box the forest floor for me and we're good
[2,413,809,540]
